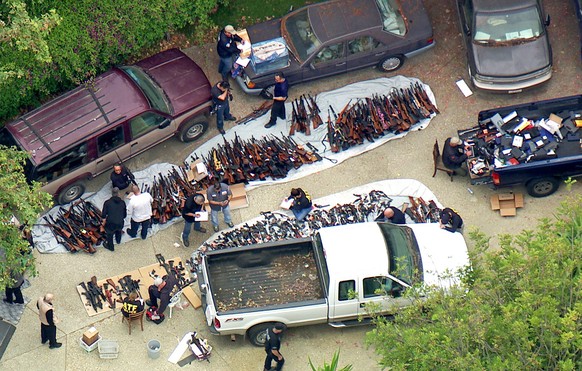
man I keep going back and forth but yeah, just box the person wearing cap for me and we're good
[37,293,61,348]
[211,80,237,135]
[147,274,178,320]
[439,207,463,233]
[217,25,244,81]
[264,323,285,371]
[380,206,406,224]
[264,72,289,129]
[102,187,127,251]
[442,136,471,175]
[181,193,207,247]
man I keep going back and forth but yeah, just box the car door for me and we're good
[329,280,360,321]
[93,124,132,176]
[357,276,412,317]
[346,36,386,72]
[128,111,173,156]
[457,0,477,71]
[301,41,346,82]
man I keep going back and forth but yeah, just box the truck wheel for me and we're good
[378,55,404,72]
[260,85,275,100]
[526,177,560,197]
[247,323,279,347]
[57,182,85,205]
[179,117,208,142]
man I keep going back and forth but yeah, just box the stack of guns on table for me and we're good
[461,109,582,176]
[289,83,439,152]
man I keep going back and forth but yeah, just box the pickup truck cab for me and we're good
[0,49,212,204]
[198,222,469,346]
[459,94,582,197]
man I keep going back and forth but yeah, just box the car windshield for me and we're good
[119,66,172,114]
[473,5,542,45]
[283,9,321,62]
[377,223,420,285]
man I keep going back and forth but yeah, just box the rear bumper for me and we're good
[404,41,436,59]
[235,75,263,95]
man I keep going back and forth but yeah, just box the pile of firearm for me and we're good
[43,199,104,254]
[290,94,322,136]
[192,190,442,268]
[194,132,322,186]
[79,275,141,312]
[326,83,439,152]
[155,253,194,290]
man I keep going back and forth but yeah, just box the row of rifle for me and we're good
[155,253,194,290]
[144,167,196,225]
[193,132,322,186]
[43,199,104,254]
[290,94,322,135]
[325,83,439,152]
[406,196,441,223]
[79,275,142,312]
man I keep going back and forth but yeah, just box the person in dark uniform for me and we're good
[121,291,144,318]
[381,206,406,224]
[287,188,312,221]
[110,164,134,191]
[101,187,127,251]
[147,274,178,320]
[216,25,244,81]
[264,72,289,129]
[442,137,471,175]
[181,193,207,247]
[211,80,236,135]
[37,293,61,348]
[3,270,25,304]
[264,323,285,371]
[439,207,463,233]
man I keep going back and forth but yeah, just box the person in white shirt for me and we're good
[126,184,153,239]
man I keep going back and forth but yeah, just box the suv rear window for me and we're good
[33,142,88,182]
[376,0,407,36]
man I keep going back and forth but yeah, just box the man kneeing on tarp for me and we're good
[147,274,177,322]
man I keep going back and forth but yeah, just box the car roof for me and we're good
[308,0,382,43]
[6,69,149,165]
[472,0,539,13]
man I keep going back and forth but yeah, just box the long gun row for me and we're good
[290,94,322,136]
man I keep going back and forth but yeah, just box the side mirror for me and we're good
[545,14,550,27]
[158,119,170,129]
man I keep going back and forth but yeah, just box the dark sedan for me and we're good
[575,0,582,58]
[456,0,552,93]
[236,0,434,97]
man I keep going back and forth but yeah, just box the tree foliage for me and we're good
[0,146,53,287]
[0,0,221,122]
[366,196,582,370]
[308,350,353,371]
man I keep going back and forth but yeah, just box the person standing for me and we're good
[264,73,289,129]
[3,270,25,305]
[287,188,312,221]
[439,207,463,233]
[207,178,234,232]
[110,164,134,191]
[121,291,144,318]
[264,324,285,371]
[147,275,177,320]
[37,293,61,348]
[381,206,406,224]
[442,137,471,175]
[126,184,153,240]
[101,187,127,251]
[217,25,244,81]
[181,193,207,247]
[211,80,237,135]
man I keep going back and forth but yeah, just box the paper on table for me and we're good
[195,162,207,174]
[235,57,250,67]
[456,79,473,97]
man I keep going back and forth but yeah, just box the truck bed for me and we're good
[206,240,324,312]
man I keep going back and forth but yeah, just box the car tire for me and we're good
[378,55,405,72]
[526,177,560,197]
[179,117,209,142]
[247,322,280,347]
[57,182,86,205]
[260,85,275,100]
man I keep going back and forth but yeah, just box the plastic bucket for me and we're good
[147,339,161,359]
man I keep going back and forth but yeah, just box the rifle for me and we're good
[299,96,311,135]
[327,108,339,153]
[413,82,439,114]
[237,100,273,125]
[103,283,116,310]
[307,94,322,129]
[289,100,299,135]
[80,281,100,311]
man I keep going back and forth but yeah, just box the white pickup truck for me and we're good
[197,222,469,346]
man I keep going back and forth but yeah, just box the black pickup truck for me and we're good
[459,95,582,197]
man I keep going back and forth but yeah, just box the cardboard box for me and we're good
[82,327,99,346]
[187,159,208,182]
[490,192,524,216]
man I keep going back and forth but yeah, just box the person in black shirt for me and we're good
[121,291,144,318]
[216,25,244,81]
[381,206,406,224]
[287,188,312,221]
[264,323,285,371]
[211,81,236,135]
[101,187,127,251]
[110,164,134,190]
[181,193,207,247]
[440,207,463,233]
[265,73,289,129]
[442,137,470,175]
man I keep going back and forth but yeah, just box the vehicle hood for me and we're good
[407,223,470,289]
[135,48,211,116]
[471,36,551,77]
[247,18,282,44]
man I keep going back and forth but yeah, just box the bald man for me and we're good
[37,294,61,348]
[382,206,406,225]
[126,184,153,239]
